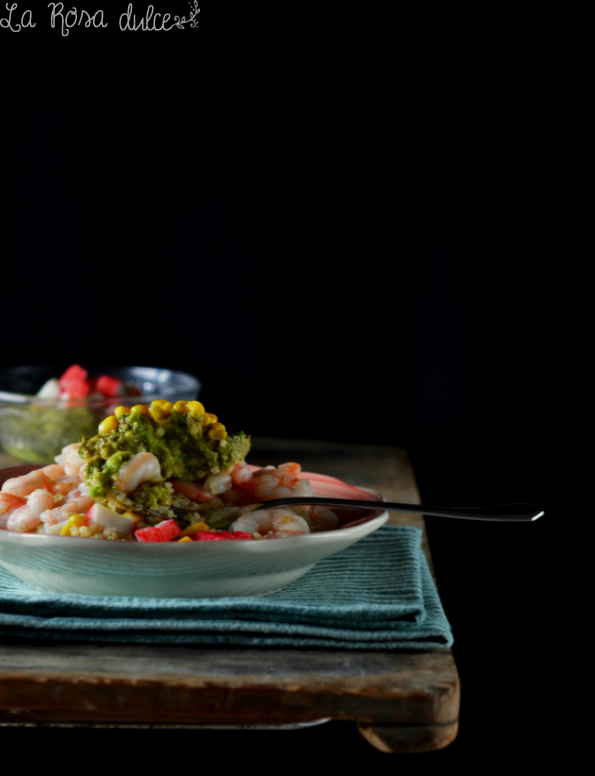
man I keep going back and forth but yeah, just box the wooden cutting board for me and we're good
[0,438,460,753]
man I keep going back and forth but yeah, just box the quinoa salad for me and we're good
[0,400,342,543]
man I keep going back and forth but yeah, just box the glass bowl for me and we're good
[0,365,201,465]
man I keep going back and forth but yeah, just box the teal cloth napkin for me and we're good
[0,526,453,650]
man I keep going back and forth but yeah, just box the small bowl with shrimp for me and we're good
[0,364,201,465]
[0,458,389,599]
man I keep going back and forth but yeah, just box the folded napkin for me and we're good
[0,526,453,650]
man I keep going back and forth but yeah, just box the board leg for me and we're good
[357,720,459,753]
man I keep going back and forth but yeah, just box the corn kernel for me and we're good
[150,400,173,420]
[178,536,192,542]
[173,400,189,413]
[208,423,228,440]
[149,403,169,422]
[179,521,210,537]
[114,406,131,417]
[187,401,205,415]
[60,514,87,535]
[98,415,118,434]
[203,412,218,426]
[132,404,151,417]
[151,400,173,411]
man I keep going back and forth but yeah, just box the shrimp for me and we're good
[171,478,215,503]
[40,492,95,526]
[247,463,316,501]
[0,493,27,529]
[307,505,339,532]
[54,443,85,475]
[231,461,253,486]
[114,452,162,493]
[54,443,78,466]
[1,469,52,498]
[230,507,310,538]
[0,492,26,514]
[215,462,315,507]
[204,471,232,495]
[214,461,255,504]
[1,460,76,499]
[229,509,272,535]
[76,481,94,498]
[6,489,55,533]
[269,508,311,538]
[64,447,85,476]
[48,475,82,497]
[64,486,95,507]
[40,464,66,481]
[276,462,301,476]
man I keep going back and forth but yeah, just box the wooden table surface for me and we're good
[0,438,460,754]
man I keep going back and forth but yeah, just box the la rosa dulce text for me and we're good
[1,3,200,34]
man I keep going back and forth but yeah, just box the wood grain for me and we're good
[0,438,460,752]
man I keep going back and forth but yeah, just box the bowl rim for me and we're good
[0,365,200,405]
[0,465,388,549]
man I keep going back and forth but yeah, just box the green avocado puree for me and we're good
[78,407,250,510]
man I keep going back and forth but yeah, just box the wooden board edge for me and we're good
[358,719,459,753]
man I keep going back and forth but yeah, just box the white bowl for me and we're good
[0,467,387,598]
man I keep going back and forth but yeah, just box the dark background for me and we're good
[1,6,560,767]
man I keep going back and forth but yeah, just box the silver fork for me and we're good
[150,499,544,523]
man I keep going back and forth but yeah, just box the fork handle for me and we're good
[256,498,544,522]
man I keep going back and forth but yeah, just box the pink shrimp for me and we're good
[40,464,66,481]
[246,463,315,501]
[64,448,85,476]
[213,462,254,505]
[40,493,95,526]
[306,505,340,532]
[54,442,78,465]
[54,443,85,476]
[230,507,310,538]
[0,493,27,529]
[171,479,215,503]
[63,485,95,511]
[114,452,162,493]
[0,492,26,514]
[231,461,253,486]
[48,475,82,497]
[1,469,52,498]
[217,462,314,506]
[6,489,56,533]
[204,471,232,495]
[269,508,311,538]
[229,509,272,534]
[190,464,247,499]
